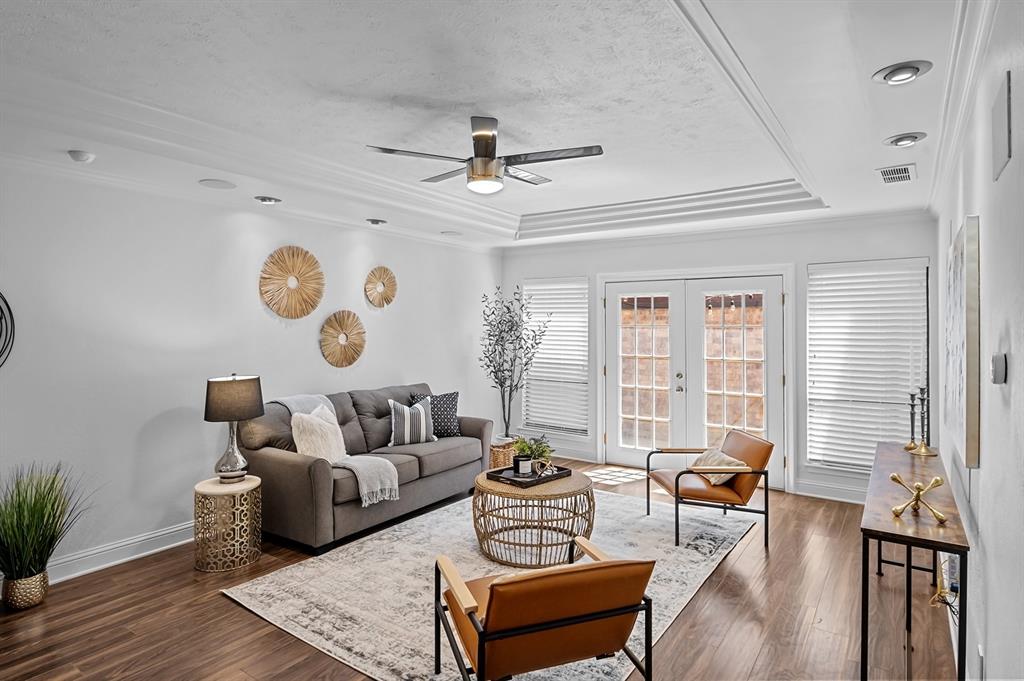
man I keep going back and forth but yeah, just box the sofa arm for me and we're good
[458,416,493,462]
[245,447,333,548]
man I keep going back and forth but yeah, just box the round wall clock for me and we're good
[259,245,325,319]
[0,291,13,369]
[364,266,397,308]
[319,310,366,368]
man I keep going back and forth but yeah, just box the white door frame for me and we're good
[596,264,797,492]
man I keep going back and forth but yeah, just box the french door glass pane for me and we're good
[617,293,671,450]
[703,290,766,447]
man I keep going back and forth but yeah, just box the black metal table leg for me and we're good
[931,549,938,587]
[958,552,968,681]
[876,538,883,576]
[861,535,869,681]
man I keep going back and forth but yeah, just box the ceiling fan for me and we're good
[368,116,603,195]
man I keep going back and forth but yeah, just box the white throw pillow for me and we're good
[691,447,746,485]
[291,404,348,465]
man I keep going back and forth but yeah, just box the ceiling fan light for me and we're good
[467,157,505,195]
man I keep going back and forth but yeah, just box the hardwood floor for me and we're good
[0,460,955,680]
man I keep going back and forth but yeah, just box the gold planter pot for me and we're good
[2,571,49,610]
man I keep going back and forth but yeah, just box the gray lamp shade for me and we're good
[204,375,265,422]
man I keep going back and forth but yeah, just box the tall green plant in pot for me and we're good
[0,463,88,609]
[479,286,549,439]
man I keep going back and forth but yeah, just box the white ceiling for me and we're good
[0,0,963,246]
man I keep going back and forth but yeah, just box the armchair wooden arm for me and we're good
[573,536,611,562]
[436,555,478,614]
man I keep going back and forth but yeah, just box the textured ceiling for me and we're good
[0,0,792,215]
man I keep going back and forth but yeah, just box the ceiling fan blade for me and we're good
[420,167,466,183]
[501,145,604,166]
[366,145,466,163]
[505,165,552,185]
[471,116,498,159]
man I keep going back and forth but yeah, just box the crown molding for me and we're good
[504,208,935,254]
[927,0,999,209]
[667,0,821,198]
[0,153,498,255]
[517,179,825,239]
[0,68,520,240]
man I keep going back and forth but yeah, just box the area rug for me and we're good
[224,490,753,680]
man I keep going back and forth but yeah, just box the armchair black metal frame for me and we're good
[646,448,770,548]
[433,537,654,681]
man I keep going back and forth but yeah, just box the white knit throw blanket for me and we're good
[334,456,400,507]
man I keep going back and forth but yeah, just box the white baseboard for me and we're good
[790,478,867,505]
[47,521,194,584]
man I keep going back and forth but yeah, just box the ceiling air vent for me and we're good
[877,163,918,184]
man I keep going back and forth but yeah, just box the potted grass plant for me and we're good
[512,434,555,475]
[0,463,88,609]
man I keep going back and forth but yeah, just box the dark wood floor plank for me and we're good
[0,459,956,680]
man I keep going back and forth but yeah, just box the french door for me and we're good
[604,276,785,489]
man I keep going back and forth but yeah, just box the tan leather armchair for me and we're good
[434,537,655,681]
[647,429,775,548]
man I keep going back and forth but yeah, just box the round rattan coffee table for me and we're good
[472,470,595,568]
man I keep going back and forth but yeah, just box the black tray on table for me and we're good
[486,465,572,488]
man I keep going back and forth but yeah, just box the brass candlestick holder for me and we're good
[903,393,918,451]
[890,473,947,523]
[910,388,935,456]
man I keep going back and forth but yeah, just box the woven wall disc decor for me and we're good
[364,266,397,308]
[319,310,366,367]
[259,245,325,319]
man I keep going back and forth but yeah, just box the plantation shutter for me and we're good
[522,278,590,436]
[806,258,928,471]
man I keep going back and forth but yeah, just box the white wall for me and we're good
[502,211,937,502]
[934,2,1024,677]
[0,166,500,580]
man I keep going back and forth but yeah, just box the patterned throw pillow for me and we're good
[411,391,460,438]
[388,397,437,446]
[691,447,746,485]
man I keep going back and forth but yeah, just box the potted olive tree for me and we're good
[478,286,548,442]
[0,463,88,609]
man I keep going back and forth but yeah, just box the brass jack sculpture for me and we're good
[890,473,947,524]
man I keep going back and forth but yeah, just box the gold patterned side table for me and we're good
[193,476,262,572]
[472,470,595,568]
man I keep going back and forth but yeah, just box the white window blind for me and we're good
[806,258,928,471]
[522,278,590,436]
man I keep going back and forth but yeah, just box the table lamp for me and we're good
[205,374,264,483]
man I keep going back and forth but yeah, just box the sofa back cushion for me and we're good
[349,383,431,451]
[239,391,368,454]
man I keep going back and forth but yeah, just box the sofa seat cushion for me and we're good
[332,453,419,504]
[376,436,482,477]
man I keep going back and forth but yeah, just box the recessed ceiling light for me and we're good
[67,150,96,164]
[254,195,282,205]
[440,230,462,237]
[366,218,387,225]
[884,132,928,147]
[198,178,237,190]
[872,60,933,85]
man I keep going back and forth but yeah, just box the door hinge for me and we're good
[603,297,606,309]
[603,432,607,445]
[781,292,786,305]
[782,374,786,386]
[784,455,788,469]
[603,365,607,377]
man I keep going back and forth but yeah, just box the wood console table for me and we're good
[860,442,970,680]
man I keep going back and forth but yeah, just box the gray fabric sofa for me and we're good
[238,383,493,549]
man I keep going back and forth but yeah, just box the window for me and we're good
[522,278,589,436]
[806,259,928,471]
